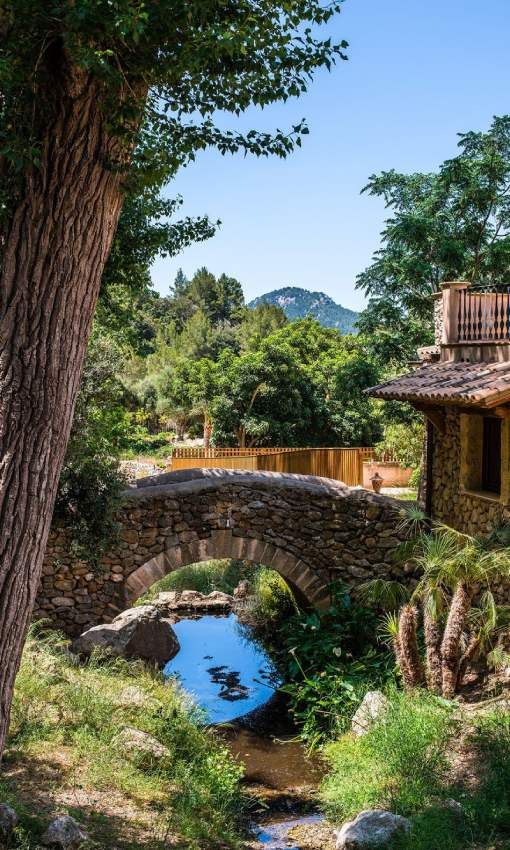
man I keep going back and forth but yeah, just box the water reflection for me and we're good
[163,613,280,723]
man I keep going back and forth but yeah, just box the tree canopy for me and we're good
[1,0,347,238]
[357,115,510,365]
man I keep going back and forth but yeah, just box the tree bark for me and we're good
[203,415,212,449]
[0,63,130,757]
[441,582,474,699]
[423,603,443,694]
[457,633,480,686]
[398,603,425,689]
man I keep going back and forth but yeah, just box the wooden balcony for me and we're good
[437,282,510,362]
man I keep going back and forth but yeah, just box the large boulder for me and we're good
[335,810,411,849]
[351,691,389,737]
[72,605,179,666]
[41,815,88,849]
[114,727,170,762]
[0,804,18,840]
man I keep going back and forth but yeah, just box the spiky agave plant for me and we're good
[358,579,426,688]
[396,504,428,538]
[461,592,510,678]
[411,527,510,697]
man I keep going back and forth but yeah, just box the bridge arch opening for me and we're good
[124,529,331,610]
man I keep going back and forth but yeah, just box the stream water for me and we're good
[163,613,280,723]
[163,612,327,849]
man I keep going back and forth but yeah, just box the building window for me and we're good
[482,416,502,494]
[460,412,504,500]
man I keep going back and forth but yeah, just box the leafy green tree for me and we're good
[163,267,245,331]
[375,421,424,469]
[156,358,220,443]
[212,342,320,447]
[0,0,346,755]
[268,319,383,445]
[96,194,216,355]
[357,115,510,365]
[172,268,189,296]
[237,302,288,352]
[323,357,382,446]
[156,361,197,439]
[178,309,216,361]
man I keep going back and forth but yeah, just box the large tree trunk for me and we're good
[203,415,212,449]
[441,582,474,699]
[0,63,129,757]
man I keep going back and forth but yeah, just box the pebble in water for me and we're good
[256,815,324,849]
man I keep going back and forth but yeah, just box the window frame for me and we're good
[459,410,508,504]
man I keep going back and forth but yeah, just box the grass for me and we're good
[2,624,245,849]
[321,689,456,822]
[395,491,419,502]
[321,688,510,850]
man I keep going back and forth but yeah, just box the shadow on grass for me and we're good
[0,750,175,849]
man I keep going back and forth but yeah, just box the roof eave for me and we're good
[367,390,510,409]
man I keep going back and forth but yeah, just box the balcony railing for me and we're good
[440,282,510,345]
[457,288,510,342]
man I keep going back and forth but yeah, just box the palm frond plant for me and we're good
[357,578,411,612]
[396,504,428,538]
[364,523,510,699]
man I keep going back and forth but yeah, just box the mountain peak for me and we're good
[248,287,358,333]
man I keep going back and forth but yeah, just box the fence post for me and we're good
[357,449,364,487]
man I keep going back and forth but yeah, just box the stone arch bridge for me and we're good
[37,469,409,636]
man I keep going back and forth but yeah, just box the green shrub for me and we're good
[321,690,456,821]
[54,455,125,568]
[243,566,298,624]
[121,427,173,459]
[375,421,424,469]
[273,585,394,746]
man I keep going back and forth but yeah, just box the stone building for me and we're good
[369,281,510,536]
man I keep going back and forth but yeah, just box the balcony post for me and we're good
[441,281,469,344]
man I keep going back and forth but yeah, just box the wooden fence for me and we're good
[169,446,376,487]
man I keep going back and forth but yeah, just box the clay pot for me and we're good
[370,472,384,494]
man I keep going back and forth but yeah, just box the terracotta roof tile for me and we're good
[367,361,510,407]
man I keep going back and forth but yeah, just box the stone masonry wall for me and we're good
[431,408,509,534]
[35,469,409,636]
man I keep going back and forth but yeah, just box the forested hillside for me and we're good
[249,286,359,333]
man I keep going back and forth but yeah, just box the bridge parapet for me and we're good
[36,469,410,635]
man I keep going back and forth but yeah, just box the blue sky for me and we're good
[151,0,510,311]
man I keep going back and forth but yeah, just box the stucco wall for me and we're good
[363,461,413,489]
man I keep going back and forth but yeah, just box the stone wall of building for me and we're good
[35,469,409,636]
[433,292,444,345]
[431,408,507,534]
